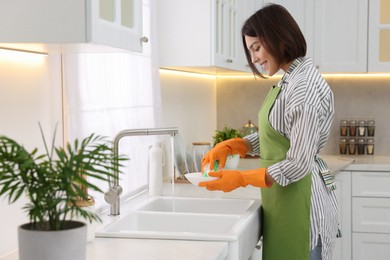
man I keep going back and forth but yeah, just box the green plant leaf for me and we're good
[0,132,128,230]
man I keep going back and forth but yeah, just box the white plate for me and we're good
[185,172,219,186]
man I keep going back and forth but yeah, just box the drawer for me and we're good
[353,197,390,233]
[352,171,390,198]
[353,233,390,260]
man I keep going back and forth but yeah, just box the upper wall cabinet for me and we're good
[213,0,258,72]
[157,0,260,72]
[265,0,368,73]
[313,0,368,73]
[0,0,144,53]
[368,0,390,72]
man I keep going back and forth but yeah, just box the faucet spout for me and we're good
[104,127,178,216]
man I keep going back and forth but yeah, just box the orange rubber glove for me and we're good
[201,138,247,171]
[199,168,271,192]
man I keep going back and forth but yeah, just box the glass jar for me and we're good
[366,139,374,155]
[339,138,347,154]
[357,138,365,155]
[192,142,211,172]
[348,138,356,155]
[367,120,375,137]
[358,120,366,137]
[340,120,348,136]
[349,120,357,136]
[241,120,258,137]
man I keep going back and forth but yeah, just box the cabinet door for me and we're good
[352,171,390,198]
[87,0,144,52]
[333,171,352,260]
[157,0,212,68]
[352,197,390,233]
[368,0,390,72]
[214,0,231,68]
[313,0,368,72]
[214,0,256,72]
[353,233,390,260]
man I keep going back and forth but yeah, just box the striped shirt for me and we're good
[245,57,338,260]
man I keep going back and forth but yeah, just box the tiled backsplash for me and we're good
[216,74,390,155]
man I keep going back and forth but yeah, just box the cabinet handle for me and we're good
[226,58,233,63]
[140,36,149,43]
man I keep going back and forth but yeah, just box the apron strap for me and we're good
[315,155,336,191]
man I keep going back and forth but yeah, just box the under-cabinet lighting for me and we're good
[0,47,48,65]
[159,68,216,79]
[323,73,390,78]
[160,69,390,80]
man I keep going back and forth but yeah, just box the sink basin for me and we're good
[137,196,254,214]
[96,196,261,260]
[100,211,240,238]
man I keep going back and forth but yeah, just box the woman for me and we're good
[199,4,338,260]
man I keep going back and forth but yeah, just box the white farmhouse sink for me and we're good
[96,196,261,260]
[101,211,240,238]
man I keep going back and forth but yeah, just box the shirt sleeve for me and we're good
[243,132,260,156]
[268,102,322,186]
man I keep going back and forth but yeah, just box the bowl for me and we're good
[185,172,219,186]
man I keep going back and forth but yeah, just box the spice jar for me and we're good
[358,120,366,137]
[339,138,347,154]
[348,138,356,155]
[357,138,365,155]
[349,120,357,136]
[340,120,348,136]
[366,139,374,155]
[367,120,375,137]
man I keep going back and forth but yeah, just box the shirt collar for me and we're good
[279,57,306,88]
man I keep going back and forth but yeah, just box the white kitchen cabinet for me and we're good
[368,0,390,72]
[352,171,390,198]
[213,0,259,72]
[157,0,259,73]
[333,171,352,260]
[0,0,144,53]
[352,170,390,260]
[313,0,368,72]
[353,233,390,260]
[257,0,368,73]
[352,197,390,233]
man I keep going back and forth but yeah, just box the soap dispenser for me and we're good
[149,142,163,196]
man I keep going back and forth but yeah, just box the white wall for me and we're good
[160,69,217,154]
[0,52,62,257]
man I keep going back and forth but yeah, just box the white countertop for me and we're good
[341,155,390,171]
[237,155,390,175]
[1,238,228,260]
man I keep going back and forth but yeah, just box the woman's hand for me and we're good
[201,138,247,171]
[199,168,272,192]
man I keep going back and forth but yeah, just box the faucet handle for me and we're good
[104,185,123,204]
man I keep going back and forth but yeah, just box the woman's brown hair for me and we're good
[241,4,306,78]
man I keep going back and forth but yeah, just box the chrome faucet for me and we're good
[104,127,179,216]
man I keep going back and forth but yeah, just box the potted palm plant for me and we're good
[0,125,126,260]
[212,125,243,169]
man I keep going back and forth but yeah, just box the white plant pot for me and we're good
[225,154,240,169]
[18,221,87,260]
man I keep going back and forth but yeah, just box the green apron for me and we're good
[258,85,312,260]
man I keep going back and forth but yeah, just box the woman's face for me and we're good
[244,35,283,76]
